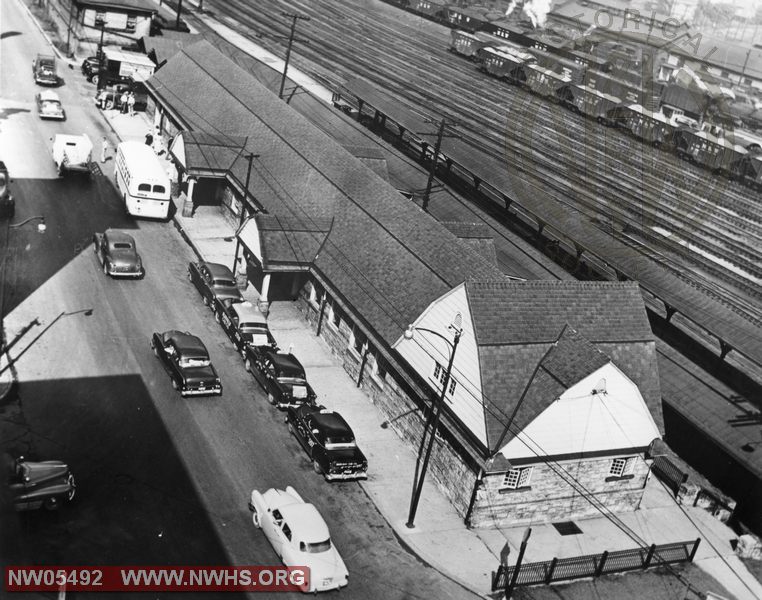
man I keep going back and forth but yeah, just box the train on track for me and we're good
[382,0,762,192]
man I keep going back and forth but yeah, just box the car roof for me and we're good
[232,302,266,324]
[36,54,55,61]
[279,503,330,543]
[165,331,209,358]
[105,230,135,245]
[309,409,353,438]
[38,90,60,102]
[264,349,304,371]
[203,262,234,280]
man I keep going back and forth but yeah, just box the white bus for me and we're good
[114,141,171,219]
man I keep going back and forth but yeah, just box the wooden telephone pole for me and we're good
[278,13,310,100]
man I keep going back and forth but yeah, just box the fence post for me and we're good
[545,558,557,584]
[689,538,702,562]
[595,551,609,577]
[644,544,656,568]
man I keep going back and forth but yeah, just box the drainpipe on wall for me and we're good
[464,467,484,528]
[356,345,370,387]
[315,296,327,336]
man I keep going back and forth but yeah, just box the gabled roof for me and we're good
[255,214,333,271]
[441,222,499,267]
[147,40,504,345]
[172,131,247,177]
[140,34,203,65]
[466,280,653,346]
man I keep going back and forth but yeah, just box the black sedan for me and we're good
[10,456,76,511]
[93,229,143,278]
[213,298,277,358]
[244,346,316,409]
[81,55,99,80]
[286,405,368,481]
[150,330,222,397]
[188,261,242,307]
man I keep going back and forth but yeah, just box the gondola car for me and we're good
[563,84,623,124]
[673,127,748,176]
[730,153,762,191]
[617,104,674,148]
[444,6,495,32]
[478,46,534,83]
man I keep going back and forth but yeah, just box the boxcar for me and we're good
[522,63,573,100]
[478,46,534,82]
[619,104,673,147]
[566,84,622,123]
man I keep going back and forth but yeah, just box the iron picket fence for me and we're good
[492,538,701,590]
[652,455,688,494]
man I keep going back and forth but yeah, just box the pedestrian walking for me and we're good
[145,131,154,146]
[120,91,128,114]
[127,92,136,116]
[101,137,109,163]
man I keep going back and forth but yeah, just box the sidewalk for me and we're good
[96,16,762,600]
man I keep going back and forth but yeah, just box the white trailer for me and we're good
[52,134,93,175]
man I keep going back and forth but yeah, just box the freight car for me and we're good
[731,153,762,190]
[673,128,748,176]
[478,46,534,83]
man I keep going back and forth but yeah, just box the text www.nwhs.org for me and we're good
[5,566,310,592]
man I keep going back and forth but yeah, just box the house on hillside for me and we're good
[144,40,664,528]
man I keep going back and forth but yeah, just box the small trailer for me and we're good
[52,134,93,176]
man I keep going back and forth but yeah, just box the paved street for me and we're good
[0,2,479,598]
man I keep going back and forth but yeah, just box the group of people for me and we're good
[95,88,138,116]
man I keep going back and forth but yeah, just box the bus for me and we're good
[114,141,171,219]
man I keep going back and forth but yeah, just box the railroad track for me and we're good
[210,0,762,324]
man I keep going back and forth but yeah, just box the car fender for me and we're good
[249,490,265,528]
[284,486,303,504]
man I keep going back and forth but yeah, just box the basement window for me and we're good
[499,467,533,491]
[609,457,636,478]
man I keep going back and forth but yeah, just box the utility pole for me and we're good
[419,117,459,212]
[231,152,259,277]
[278,12,310,100]
[96,18,106,91]
[505,527,531,599]
[176,0,184,30]
[65,0,75,57]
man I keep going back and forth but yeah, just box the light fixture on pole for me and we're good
[403,312,463,529]
[9,215,46,234]
[0,308,94,377]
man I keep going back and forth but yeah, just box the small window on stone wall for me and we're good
[500,467,533,490]
[351,327,367,355]
[373,354,388,382]
[309,282,324,307]
[330,302,342,329]
[609,457,636,478]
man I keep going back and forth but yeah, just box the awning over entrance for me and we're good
[169,131,248,178]
[238,214,333,272]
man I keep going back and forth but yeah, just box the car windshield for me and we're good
[112,242,132,249]
[179,357,211,368]
[301,539,332,554]
[324,436,356,450]
[213,278,236,288]
[0,174,6,187]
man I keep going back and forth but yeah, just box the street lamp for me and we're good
[403,312,462,529]
[0,308,94,377]
[8,215,46,234]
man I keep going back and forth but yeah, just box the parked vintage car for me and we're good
[10,456,76,511]
[95,81,149,112]
[188,261,243,307]
[0,160,14,219]
[248,486,349,593]
[93,229,143,278]
[286,405,368,481]
[245,346,317,409]
[81,55,100,80]
[213,298,276,357]
[32,53,58,85]
[35,90,66,120]
[150,330,222,396]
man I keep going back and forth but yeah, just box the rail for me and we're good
[491,538,701,590]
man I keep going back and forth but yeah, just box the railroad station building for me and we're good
[145,40,665,528]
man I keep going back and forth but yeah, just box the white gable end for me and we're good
[500,362,661,461]
[393,284,487,447]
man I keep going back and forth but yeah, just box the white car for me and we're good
[35,90,66,120]
[248,486,348,593]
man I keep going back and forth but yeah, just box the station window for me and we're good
[500,467,533,490]
[373,354,388,381]
[609,457,636,478]
[351,326,367,354]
